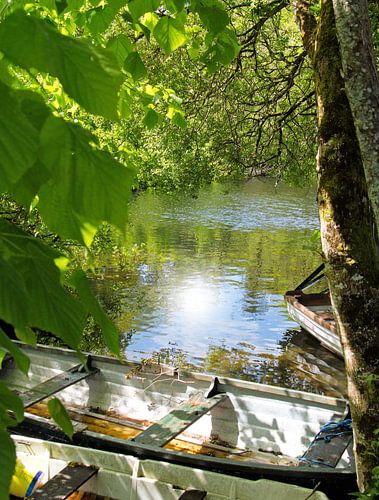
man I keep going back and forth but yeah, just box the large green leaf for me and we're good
[70,270,119,355]
[0,259,29,329]
[193,1,229,35]
[15,327,37,347]
[0,220,86,349]
[48,398,74,439]
[107,34,133,65]
[8,93,52,206]
[165,0,185,13]
[38,117,135,245]
[124,52,147,81]
[87,0,127,35]
[0,82,39,189]
[153,16,188,54]
[143,108,160,129]
[17,91,51,132]
[0,329,30,375]
[0,382,24,428]
[128,0,159,21]
[0,10,123,119]
[11,161,51,208]
[0,431,15,500]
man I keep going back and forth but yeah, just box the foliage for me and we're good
[0,0,242,496]
[47,398,74,440]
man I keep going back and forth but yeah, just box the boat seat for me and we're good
[133,392,226,447]
[300,420,353,468]
[178,489,207,499]
[31,463,98,499]
[20,361,99,408]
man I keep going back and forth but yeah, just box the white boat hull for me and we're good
[13,435,331,500]
[286,301,343,357]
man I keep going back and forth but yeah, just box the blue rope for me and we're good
[299,419,353,467]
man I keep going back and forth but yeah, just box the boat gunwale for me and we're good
[13,341,347,408]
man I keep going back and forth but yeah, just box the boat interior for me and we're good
[1,343,354,473]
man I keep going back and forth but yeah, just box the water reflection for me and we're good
[87,179,347,397]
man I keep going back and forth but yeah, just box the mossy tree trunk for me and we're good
[294,0,379,491]
[332,0,379,238]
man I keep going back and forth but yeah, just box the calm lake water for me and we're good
[90,179,346,397]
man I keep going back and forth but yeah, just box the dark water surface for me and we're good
[91,179,346,397]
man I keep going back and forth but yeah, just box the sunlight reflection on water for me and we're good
[93,179,347,397]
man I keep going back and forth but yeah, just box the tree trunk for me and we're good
[294,0,379,492]
[332,0,379,241]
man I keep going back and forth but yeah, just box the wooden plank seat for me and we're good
[21,362,99,408]
[300,419,353,468]
[133,393,226,447]
[31,463,98,499]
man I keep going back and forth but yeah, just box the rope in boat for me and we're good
[298,419,353,468]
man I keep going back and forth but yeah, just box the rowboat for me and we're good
[284,264,343,357]
[1,342,356,498]
[11,434,331,499]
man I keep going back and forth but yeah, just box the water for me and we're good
[90,179,346,397]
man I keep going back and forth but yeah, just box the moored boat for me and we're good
[11,434,331,499]
[284,264,343,357]
[1,342,356,498]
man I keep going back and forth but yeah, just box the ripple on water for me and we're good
[93,179,346,397]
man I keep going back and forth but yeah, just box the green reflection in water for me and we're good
[79,179,346,397]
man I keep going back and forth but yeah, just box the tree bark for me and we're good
[332,0,379,242]
[294,0,379,492]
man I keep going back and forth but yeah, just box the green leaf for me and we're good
[0,10,124,119]
[48,398,74,439]
[0,220,86,349]
[70,270,120,355]
[118,88,133,118]
[0,82,39,190]
[188,39,201,60]
[0,382,24,427]
[56,0,69,14]
[124,51,147,81]
[17,90,51,132]
[0,259,29,329]
[0,329,29,375]
[165,0,185,13]
[140,12,159,32]
[153,16,188,54]
[87,0,126,35]
[107,34,133,65]
[143,108,159,129]
[0,430,16,500]
[0,57,18,87]
[194,2,229,35]
[0,349,5,368]
[38,117,135,245]
[128,0,159,21]
[67,0,85,8]
[172,112,187,128]
[15,327,37,347]
[11,161,51,208]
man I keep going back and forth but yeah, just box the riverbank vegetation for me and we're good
[0,0,378,496]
